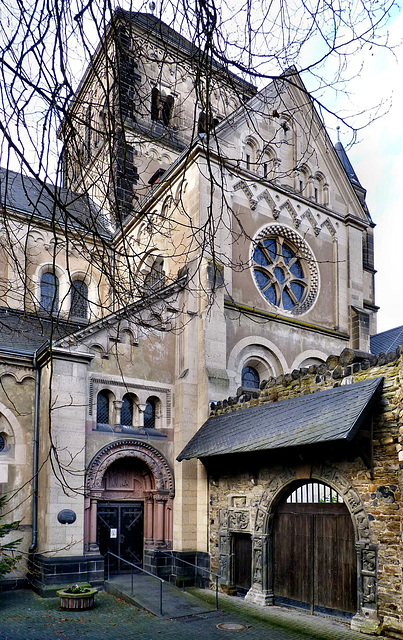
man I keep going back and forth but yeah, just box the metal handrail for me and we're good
[159,551,221,610]
[105,551,165,616]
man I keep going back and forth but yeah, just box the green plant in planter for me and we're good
[66,584,90,594]
[0,496,21,579]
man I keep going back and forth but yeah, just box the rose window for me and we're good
[252,226,318,315]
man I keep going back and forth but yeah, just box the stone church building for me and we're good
[1,9,403,638]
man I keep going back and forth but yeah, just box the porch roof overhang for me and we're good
[177,377,383,461]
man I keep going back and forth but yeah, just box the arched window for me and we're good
[241,366,260,389]
[244,138,258,172]
[71,279,88,319]
[121,394,133,427]
[144,399,156,430]
[40,272,59,313]
[97,390,109,425]
[144,256,165,291]
[151,87,174,126]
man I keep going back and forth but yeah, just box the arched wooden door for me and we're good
[273,482,357,615]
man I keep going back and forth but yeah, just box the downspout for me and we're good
[29,350,40,552]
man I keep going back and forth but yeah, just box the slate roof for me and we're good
[0,308,87,354]
[334,141,362,188]
[0,168,111,236]
[370,325,403,356]
[177,377,383,461]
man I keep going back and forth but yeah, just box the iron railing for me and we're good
[105,551,165,616]
[159,551,221,611]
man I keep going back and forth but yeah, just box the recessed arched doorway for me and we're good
[273,481,357,615]
[85,440,174,573]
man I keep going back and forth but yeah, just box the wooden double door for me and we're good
[97,501,144,573]
[274,501,357,614]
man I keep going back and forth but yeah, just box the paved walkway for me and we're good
[0,587,374,640]
[105,573,216,617]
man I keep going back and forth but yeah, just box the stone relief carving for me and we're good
[231,496,247,508]
[253,548,263,585]
[362,549,376,573]
[219,555,229,580]
[301,208,321,236]
[257,189,280,218]
[219,535,229,554]
[279,200,301,228]
[363,576,376,603]
[233,180,257,210]
[219,509,228,529]
[228,510,249,531]
[321,217,336,238]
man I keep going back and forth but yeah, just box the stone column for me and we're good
[144,491,154,547]
[86,497,100,553]
[154,493,168,546]
[245,534,272,605]
[113,400,123,431]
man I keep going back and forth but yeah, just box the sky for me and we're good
[344,11,403,332]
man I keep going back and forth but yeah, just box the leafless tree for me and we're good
[0,0,397,505]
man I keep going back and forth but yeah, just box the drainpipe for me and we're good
[29,350,41,552]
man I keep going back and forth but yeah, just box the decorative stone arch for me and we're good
[86,439,174,496]
[290,349,328,371]
[85,440,175,552]
[227,336,288,395]
[245,465,379,631]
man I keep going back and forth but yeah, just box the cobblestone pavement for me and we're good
[0,589,374,640]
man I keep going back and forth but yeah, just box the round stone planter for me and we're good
[57,587,98,610]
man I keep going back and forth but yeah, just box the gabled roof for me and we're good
[371,325,403,355]
[177,377,383,461]
[0,168,111,236]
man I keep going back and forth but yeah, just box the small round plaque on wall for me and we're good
[57,509,77,525]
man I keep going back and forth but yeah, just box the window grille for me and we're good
[71,280,88,319]
[241,366,260,389]
[40,272,59,313]
[121,394,133,427]
[286,482,343,504]
[97,391,109,425]
[144,399,155,429]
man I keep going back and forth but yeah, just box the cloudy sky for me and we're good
[337,11,403,333]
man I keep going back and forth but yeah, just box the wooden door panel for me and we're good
[274,511,312,605]
[274,499,356,614]
[233,534,252,590]
[314,513,356,613]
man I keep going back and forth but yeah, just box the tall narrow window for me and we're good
[151,87,174,126]
[144,257,165,291]
[40,272,59,313]
[121,394,133,427]
[241,366,260,389]
[71,280,88,319]
[144,399,155,430]
[97,391,109,425]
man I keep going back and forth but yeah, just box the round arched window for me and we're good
[241,366,260,389]
[252,225,319,316]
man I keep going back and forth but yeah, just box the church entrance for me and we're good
[273,481,357,615]
[85,441,175,565]
[97,502,144,572]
